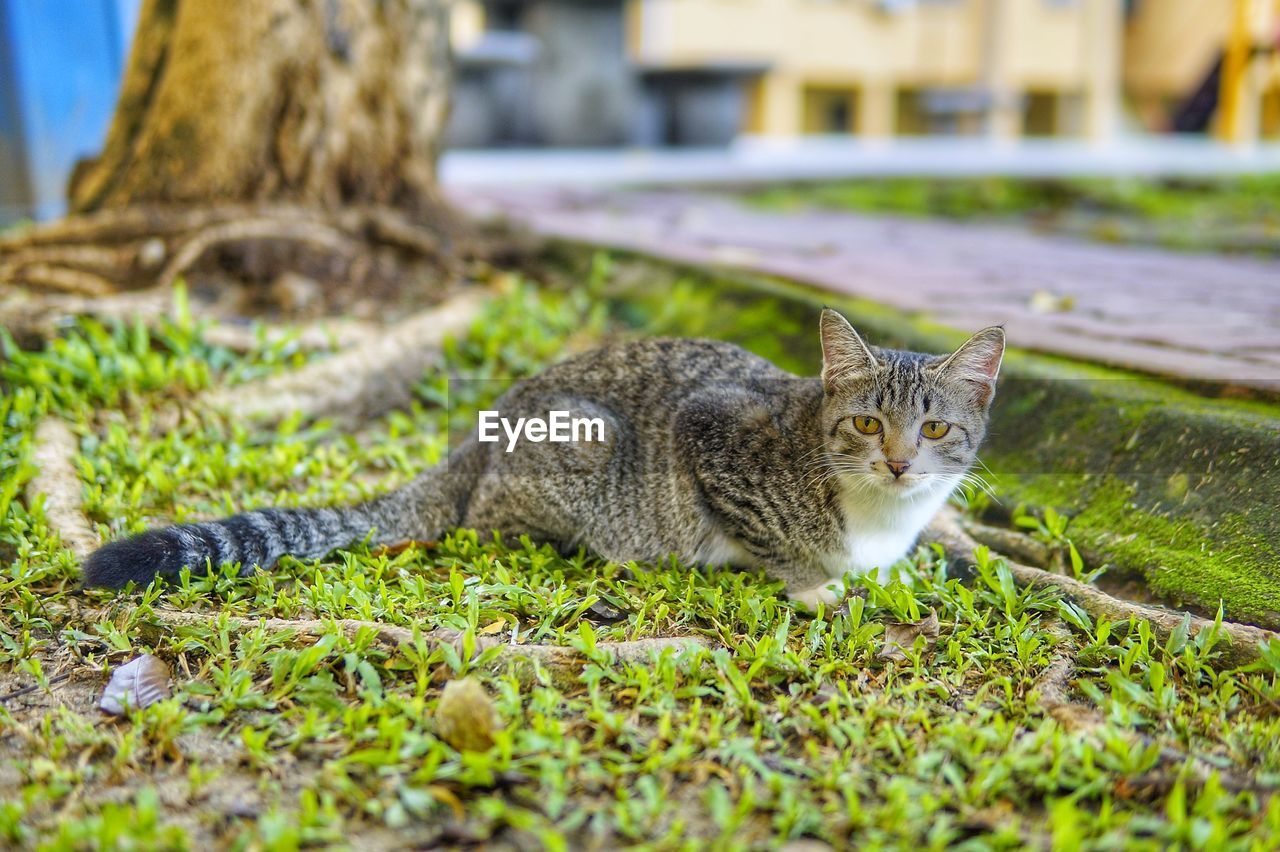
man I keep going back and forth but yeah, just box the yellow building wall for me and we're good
[629,0,980,84]
[1002,1,1099,89]
[628,0,1122,140]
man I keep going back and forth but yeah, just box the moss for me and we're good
[991,473,1280,625]
[741,175,1280,257]
[544,245,1280,629]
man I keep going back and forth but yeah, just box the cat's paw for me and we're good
[787,579,846,613]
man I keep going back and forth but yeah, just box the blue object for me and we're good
[0,0,140,225]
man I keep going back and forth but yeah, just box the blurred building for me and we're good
[449,0,1280,148]
[2,0,1278,226]
[1126,0,1280,139]
[448,0,1124,147]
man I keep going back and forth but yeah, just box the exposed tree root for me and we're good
[25,419,99,562]
[1030,622,1272,797]
[16,290,487,567]
[152,218,362,291]
[0,202,465,297]
[927,507,1279,668]
[136,608,713,688]
[960,518,1056,572]
[198,318,379,354]
[0,283,376,354]
[1032,623,1077,711]
[4,264,115,297]
[128,607,1271,793]
[0,285,174,346]
[199,287,488,425]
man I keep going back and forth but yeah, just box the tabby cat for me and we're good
[84,310,1004,607]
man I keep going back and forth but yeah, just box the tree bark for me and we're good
[69,0,452,214]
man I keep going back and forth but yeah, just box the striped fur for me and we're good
[82,507,373,588]
[82,455,480,589]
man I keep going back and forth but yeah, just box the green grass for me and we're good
[3,270,1280,848]
[744,175,1280,256]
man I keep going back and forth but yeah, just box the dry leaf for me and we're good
[879,609,941,662]
[426,784,467,821]
[587,599,627,625]
[1048,702,1098,733]
[371,539,437,557]
[435,677,501,752]
[962,800,1015,831]
[99,654,172,715]
[1028,289,1075,314]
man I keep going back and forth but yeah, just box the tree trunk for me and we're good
[70,0,452,214]
[1,0,477,321]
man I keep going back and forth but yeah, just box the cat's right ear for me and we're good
[820,309,878,390]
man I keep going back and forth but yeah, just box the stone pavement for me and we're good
[441,138,1280,187]
[450,187,1280,395]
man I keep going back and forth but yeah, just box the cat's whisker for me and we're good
[954,470,999,502]
[975,456,997,478]
[962,468,995,490]
[796,444,830,465]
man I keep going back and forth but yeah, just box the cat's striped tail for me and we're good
[82,445,481,589]
[81,505,379,589]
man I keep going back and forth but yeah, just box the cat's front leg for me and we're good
[768,558,849,612]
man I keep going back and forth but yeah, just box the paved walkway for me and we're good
[441,138,1280,187]
[450,186,1280,394]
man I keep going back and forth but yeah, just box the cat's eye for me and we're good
[921,421,951,439]
[852,415,882,435]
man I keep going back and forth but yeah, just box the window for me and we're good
[1023,91,1058,137]
[802,86,858,134]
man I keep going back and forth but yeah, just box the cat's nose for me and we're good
[885,460,911,478]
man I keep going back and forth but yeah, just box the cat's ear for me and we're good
[820,309,878,390]
[935,326,1005,406]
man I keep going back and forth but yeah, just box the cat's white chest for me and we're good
[821,486,952,583]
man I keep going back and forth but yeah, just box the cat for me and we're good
[83,309,1004,607]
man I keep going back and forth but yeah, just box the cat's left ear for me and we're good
[934,327,1005,406]
[820,309,879,390]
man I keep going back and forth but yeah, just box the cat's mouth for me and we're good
[870,467,943,496]
[880,474,926,492]
[828,460,948,499]
[834,469,934,497]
